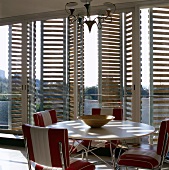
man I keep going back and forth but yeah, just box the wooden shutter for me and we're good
[67,20,74,120]
[150,7,169,142]
[27,22,36,124]
[124,12,133,120]
[99,13,123,108]
[41,19,67,121]
[8,23,22,130]
[8,22,36,130]
[77,25,84,116]
[68,21,84,119]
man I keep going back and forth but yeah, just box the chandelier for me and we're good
[65,0,116,32]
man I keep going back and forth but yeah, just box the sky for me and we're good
[84,23,98,87]
[0,26,8,78]
[140,9,149,88]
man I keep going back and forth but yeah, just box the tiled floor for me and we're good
[0,145,28,170]
[0,144,169,170]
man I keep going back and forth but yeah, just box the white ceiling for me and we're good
[0,0,168,23]
[0,0,148,18]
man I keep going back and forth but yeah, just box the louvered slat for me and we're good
[99,13,122,108]
[41,19,67,120]
[68,20,84,119]
[9,23,22,130]
[150,7,169,143]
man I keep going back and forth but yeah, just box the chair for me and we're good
[92,108,123,148]
[33,109,57,127]
[117,119,169,169]
[92,108,123,120]
[22,124,95,170]
[81,108,123,156]
[33,110,77,154]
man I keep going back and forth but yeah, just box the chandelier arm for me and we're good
[93,17,98,21]
[65,1,116,32]
[112,4,116,13]
[65,3,71,15]
[103,4,116,23]
[83,17,87,22]
[101,3,116,23]
[95,20,102,30]
[65,2,79,23]
[84,3,90,18]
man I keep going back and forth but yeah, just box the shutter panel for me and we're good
[99,13,123,108]
[8,22,36,130]
[77,25,84,116]
[27,22,36,124]
[67,20,74,120]
[8,23,22,130]
[124,12,133,120]
[68,21,84,119]
[41,19,67,121]
[150,7,169,143]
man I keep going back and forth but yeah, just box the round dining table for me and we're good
[48,119,155,141]
[47,119,155,169]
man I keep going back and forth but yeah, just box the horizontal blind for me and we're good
[100,13,122,108]
[124,12,133,120]
[68,21,75,120]
[68,22,84,119]
[41,19,67,121]
[77,25,84,116]
[27,22,36,124]
[8,23,22,130]
[150,7,169,143]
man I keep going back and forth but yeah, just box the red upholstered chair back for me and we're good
[33,109,57,127]
[92,108,123,120]
[157,119,169,157]
[22,124,70,169]
[90,108,123,150]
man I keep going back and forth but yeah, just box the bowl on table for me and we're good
[79,115,114,128]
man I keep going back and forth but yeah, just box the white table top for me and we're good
[48,120,155,140]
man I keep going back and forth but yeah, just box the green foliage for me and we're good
[36,103,41,112]
[0,77,9,101]
[84,85,149,100]
[85,86,98,100]
[141,87,149,98]
[0,95,9,101]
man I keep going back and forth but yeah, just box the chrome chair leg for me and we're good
[86,151,88,161]
[82,151,85,160]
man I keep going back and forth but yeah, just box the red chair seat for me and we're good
[117,119,169,169]
[118,148,161,169]
[68,159,95,170]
